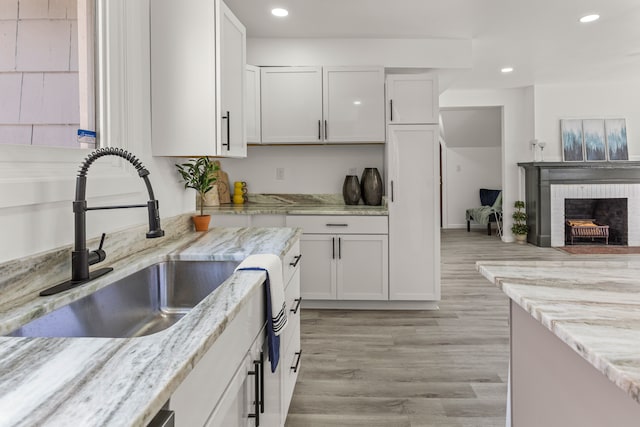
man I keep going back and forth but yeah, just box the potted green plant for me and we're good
[176,157,219,231]
[511,200,528,244]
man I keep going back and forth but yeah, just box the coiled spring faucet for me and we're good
[41,148,165,296]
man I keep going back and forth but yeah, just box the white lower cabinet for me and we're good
[286,216,388,301]
[205,336,263,427]
[170,239,302,427]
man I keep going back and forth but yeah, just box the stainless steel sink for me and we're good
[7,260,239,338]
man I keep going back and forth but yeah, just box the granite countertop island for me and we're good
[0,218,301,427]
[476,260,640,407]
[203,193,388,216]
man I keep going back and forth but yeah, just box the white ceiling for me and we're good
[224,0,640,90]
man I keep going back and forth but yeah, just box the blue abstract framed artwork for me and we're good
[606,119,628,161]
[561,119,584,162]
[583,119,606,161]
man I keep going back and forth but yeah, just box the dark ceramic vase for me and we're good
[342,175,361,205]
[361,167,383,206]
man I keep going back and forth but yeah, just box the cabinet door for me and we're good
[323,66,385,143]
[219,2,247,157]
[261,67,323,144]
[299,234,337,299]
[387,125,440,300]
[204,352,254,427]
[150,0,219,156]
[245,65,261,144]
[386,74,439,124]
[336,235,389,300]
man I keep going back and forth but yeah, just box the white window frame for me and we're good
[0,0,142,210]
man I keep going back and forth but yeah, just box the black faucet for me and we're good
[41,148,165,296]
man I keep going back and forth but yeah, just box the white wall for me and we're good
[0,1,192,263]
[247,38,472,69]
[445,146,502,228]
[440,88,534,241]
[532,81,640,161]
[220,145,384,194]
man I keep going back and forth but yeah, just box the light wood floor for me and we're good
[285,229,570,427]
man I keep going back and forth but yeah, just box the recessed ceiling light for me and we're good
[501,67,514,74]
[353,101,362,105]
[271,8,289,17]
[579,14,600,23]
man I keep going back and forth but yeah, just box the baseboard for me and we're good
[301,300,440,310]
[446,223,487,230]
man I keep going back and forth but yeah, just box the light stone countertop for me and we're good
[203,193,388,216]
[0,222,301,427]
[476,259,640,406]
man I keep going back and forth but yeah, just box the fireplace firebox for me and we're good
[564,198,627,245]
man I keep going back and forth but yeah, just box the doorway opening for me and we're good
[439,106,503,233]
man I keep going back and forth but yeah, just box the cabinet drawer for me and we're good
[282,321,301,416]
[283,240,302,286]
[282,268,301,352]
[286,215,388,234]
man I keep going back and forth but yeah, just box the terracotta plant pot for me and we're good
[192,215,211,232]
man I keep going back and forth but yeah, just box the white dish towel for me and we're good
[235,254,288,335]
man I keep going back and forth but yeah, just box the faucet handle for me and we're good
[88,233,107,266]
[98,233,106,251]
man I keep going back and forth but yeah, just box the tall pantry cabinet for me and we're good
[385,73,441,301]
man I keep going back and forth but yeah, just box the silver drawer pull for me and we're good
[326,223,348,227]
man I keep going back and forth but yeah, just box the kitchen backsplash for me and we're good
[220,145,384,194]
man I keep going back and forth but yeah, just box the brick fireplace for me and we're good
[519,162,640,247]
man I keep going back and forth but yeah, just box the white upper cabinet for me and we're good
[150,0,246,157]
[261,67,323,144]
[386,73,439,125]
[260,66,385,144]
[323,67,385,143]
[245,65,261,144]
[219,2,246,157]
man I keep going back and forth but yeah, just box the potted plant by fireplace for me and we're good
[176,157,219,231]
[511,200,528,244]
